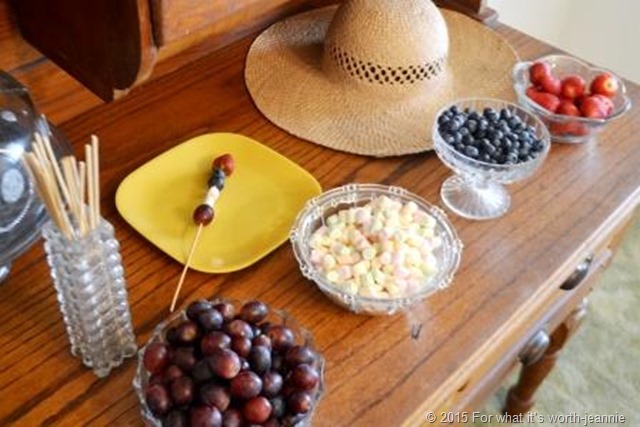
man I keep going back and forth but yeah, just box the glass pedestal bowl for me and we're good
[433,98,551,220]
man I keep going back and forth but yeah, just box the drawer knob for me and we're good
[560,255,593,291]
[519,330,550,366]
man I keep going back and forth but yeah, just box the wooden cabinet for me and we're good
[9,0,494,101]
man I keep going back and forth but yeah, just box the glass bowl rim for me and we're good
[432,97,551,170]
[290,183,464,305]
[512,54,632,124]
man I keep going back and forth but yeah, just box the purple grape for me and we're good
[201,331,232,356]
[243,396,272,424]
[187,299,213,321]
[176,320,200,345]
[164,365,184,383]
[222,408,243,427]
[266,325,294,351]
[199,383,230,411]
[269,396,285,419]
[191,359,213,383]
[143,342,170,374]
[145,383,172,416]
[248,345,271,375]
[224,319,254,339]
[240,301,269,324]
[252,334,272,349]
[212,302,235,321]
[207,349,241,379]
[198,309,224,332]
[261,371,283,398]
[285,346,317,368]
[190,405,222,427]
[231,336,252,358]
[289,364,319,391]
[287,391,313,415]
[171,376,195,406]
[163,409,188,427]
[230,371,262,400]
[172,347,197,372]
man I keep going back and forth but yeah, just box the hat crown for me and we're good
[323,0,449,90]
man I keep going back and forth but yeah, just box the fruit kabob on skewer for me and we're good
[170,154,235,312]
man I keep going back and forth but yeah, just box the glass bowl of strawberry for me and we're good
[513,54,632,143]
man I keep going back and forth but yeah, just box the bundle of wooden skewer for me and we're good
[23,132,102,239]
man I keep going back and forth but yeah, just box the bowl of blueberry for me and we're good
[133,299,324,427]
[433,98,551,220]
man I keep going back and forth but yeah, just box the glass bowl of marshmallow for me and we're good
[290,184,463,315]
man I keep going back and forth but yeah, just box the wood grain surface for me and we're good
[0,20,639,427]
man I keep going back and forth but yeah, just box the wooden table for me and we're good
[1,20,639,427]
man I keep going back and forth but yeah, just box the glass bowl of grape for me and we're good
[433,98,551,220]
[133,299,324,426]
[290,184,463,316]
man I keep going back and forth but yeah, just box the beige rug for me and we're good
[473,212,639,426]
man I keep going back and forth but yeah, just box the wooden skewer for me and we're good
[91,135,100,227]
[170,223,204,313]
[85,144,96,230]
[78,161,87,234]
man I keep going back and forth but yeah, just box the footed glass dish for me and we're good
[43,218,137,377]
[433,98,551,220]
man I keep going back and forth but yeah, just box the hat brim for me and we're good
[245,6,519,157]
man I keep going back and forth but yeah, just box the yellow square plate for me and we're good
[115,133,321,273]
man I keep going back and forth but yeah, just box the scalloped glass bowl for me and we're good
[513,54,632,144]
[132,299,324,427]
[290,184,463,316]
[433,98,551,220]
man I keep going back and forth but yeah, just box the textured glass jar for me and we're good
[42,218,137,377]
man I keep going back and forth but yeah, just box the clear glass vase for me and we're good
[42,218,137,377]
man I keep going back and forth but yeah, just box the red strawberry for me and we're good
[539,76,562,96]
[591,94,614,116]
[590,73,619,98]
[528,91,561,113]
[529,62,552,85]
[560,75,586,100]
[556,100,580,117]
[580,96,607,119]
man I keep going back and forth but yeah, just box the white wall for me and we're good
[488,0,640,83]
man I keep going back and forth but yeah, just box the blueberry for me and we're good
[480,153,492,163]
[448,120,461,132]
[462,134,474,145]
[464,145,479,158]
[465,120,478,134]
[454,143,465,153]
[208,169,226,190]
[450,105,460,115]
[505,153,519,164]
[459,127,470,137]
[454,133,463,144]
[478,119,489,131]
[469,111,481,121]
[481,139,496,155]
[500,109,512,120]
[438,114,450,125]
[444,135,455,145]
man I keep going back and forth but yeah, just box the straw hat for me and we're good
[245,0,518,157]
